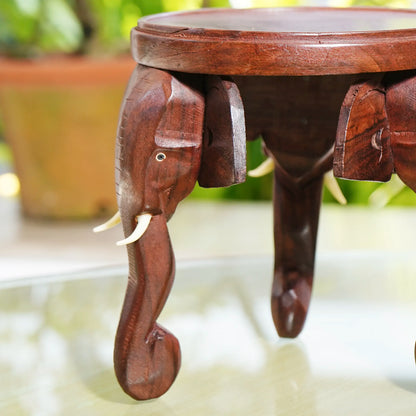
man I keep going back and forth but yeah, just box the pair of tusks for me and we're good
[94,158,345,244]
[93,211,152,246]
[248,157,347,205]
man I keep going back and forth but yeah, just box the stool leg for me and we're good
[333,73,416,364]
[234,74,356,338]
[271,168,323,338]
[113,64,204,399]
[387,76,416,364]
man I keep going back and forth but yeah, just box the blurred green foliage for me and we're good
[0,0,231,57]
[0,0,415,205]
[191,141,416,206]
[191,139,273,200]
[0,142,13,167]
[0,0,83,57]
[0,118,12,167]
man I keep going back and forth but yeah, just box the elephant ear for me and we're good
[198,76,246,187]
[386,74,416,191]
[334,79,393,182]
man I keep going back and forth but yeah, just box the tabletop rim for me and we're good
[131,7,416,76]
[137,7,416,36]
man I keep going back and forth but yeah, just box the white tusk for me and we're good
[93,211,121,233]
[116,213,152,246]
[368,174,405,208]
[248,157,275,177]
[324,171,347,205]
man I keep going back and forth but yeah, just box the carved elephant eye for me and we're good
[155,152,167,162]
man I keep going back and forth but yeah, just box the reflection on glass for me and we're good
[0,257,415,415]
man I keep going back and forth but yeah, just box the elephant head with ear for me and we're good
[334,70,416,364]
[334,70,416,192]
[95,64,245,400]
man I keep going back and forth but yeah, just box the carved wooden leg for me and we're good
[262,147,333,338]
[333,71,416,362]
[114,215,180,400]
[388,75,416,364]
[234,74,357,338]
[113,64,205,399]
[110,67,246,400]
[270,164,324,337]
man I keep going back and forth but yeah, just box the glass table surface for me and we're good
[0,255,415,415]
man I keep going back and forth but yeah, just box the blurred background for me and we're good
[2,0,416,282]
[1,0,416,223]
[1,4,416,413]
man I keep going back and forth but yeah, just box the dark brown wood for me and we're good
[111,7,416,400]
[334,78,394,182]
[387,73,416,191]
[333,73,416,363]
[198,76,246,187]
[131,8,416,76]
[271,170,323,337]
[114,64,204,399]
[234,75,353,336]
[334,72,416,190]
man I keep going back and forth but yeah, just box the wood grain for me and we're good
[198,76,246,187]
[131,8,416,76]
[334,71,416,189]
[334,72,416,364]
[113,7,416,397]
[234,75,351,336]
[387,72,416,191]
[334,79,394,182]
[114,64,204,399]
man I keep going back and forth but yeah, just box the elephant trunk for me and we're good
[264,145,332,338]
[111,64,205,400]
[271,175,323,338]
[114,212,180,400]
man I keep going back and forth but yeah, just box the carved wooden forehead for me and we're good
[155,75,204,150]
[333,79,393,182]
[198,75,246,188]
[386,73,416,132]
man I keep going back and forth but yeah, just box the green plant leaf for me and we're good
[136,0,165,15]
[206,0,231,6]
[0,0,39,56]
[162,0,203,12]
[39,0,83,53]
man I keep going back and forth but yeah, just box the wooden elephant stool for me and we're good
[94,8,416,400]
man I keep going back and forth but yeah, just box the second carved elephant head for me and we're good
[334,71,416,191]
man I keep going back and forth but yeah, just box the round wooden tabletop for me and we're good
[131,7,416,76]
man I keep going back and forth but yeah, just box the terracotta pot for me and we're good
[0,56,136,219]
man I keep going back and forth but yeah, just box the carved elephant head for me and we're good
[113,64,204,400]
[334,71,416,191]
[94,64,245,400]
[115,66,204,245]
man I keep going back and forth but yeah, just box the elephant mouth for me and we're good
[93,211,154,246]
[249,155,347,205]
